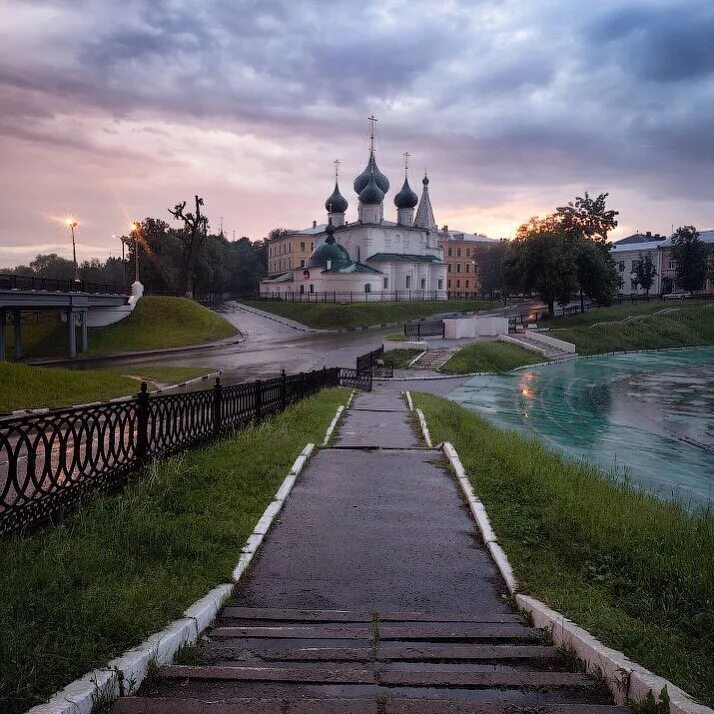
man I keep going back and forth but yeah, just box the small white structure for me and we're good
[442,316,509,338]
[85,281,144,327]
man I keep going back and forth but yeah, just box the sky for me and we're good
[1,0,713,266]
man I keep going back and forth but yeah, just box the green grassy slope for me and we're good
[3,297,237,359]
[551,304,713,355]
[440,341,543,373]
[0,388,349,713]
[242,299,499,329]
[414,393,713,706]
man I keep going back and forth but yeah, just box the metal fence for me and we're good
[0,366,372,537]
[403,320,445,339]
[0,273,126,295]
[258,291,447,303]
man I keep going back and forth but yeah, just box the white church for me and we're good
[260,127,448,300]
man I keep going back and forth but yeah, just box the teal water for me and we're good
[449,348,714,507]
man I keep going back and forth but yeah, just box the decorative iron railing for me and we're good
[0,273,126,295]
[355,346,384,374]
[403,320,445,339]
[0,366,366,537]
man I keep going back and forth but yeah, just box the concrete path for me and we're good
[115,388,625,713]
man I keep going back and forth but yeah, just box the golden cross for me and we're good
[334,159,340,180]
[368,115,378,151]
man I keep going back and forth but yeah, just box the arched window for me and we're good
[364,283,371,293]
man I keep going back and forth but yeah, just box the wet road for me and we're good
[87,301,394,385]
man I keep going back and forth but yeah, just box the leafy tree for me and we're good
[30,253,76,279]
[475,240,509,300]
[168,195,209,298]
[631,251,658,299]
[556,191,618,244]
[574,237,619,307]
[671,226,708,292]
[503,223,578,317]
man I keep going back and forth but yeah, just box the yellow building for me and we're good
[267,222,323,276]
[438,227,496,298]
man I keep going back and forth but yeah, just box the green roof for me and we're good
[322,262,382,275]
[366,253,443,264]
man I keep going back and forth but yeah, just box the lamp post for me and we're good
[65,217,80,284]
[130,221,141,283]
[115,234,127,290]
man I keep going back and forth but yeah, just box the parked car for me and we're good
[663,291,692,300]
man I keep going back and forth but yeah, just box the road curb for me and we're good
[26,442,317,714]
[420,420,711,713]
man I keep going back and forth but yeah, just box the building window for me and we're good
[300,284,304,294]
[383,277,388,289]
[300,259,305,268]
[448,264,452,272]
[457,248,461,257]
[456,279,460,288]
[465,279,469,289]
[630,279,637,290]
[406,275,411,289]
[456,263,461,273]
[619,261,625,272]
[438,278,444,290]
[465,263,470,273]
[364,283,371,293]
[466,248,470,257]
[448,279,452,289]
[300,241,305,251]
[311,242,314,250]
[309,283,314,293]
[448,247,452,256]
[421,278,426,289]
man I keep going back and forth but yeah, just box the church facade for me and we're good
[260,141,448,301]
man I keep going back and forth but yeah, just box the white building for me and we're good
[611,232,666,295]
[261,138,448,301]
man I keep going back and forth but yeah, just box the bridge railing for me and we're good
[0,273,126,295]
[0,365,375,537]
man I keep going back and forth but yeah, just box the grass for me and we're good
[440,340,544,373]
[3,296,237,359]
[242,299,500,329]
[382,348,422,369]
[0,387,349,713]
[551,304,714,355]
[413,393,714,706]
[385,333,407,342]
[0,362,214,413]
[548,300,705,329]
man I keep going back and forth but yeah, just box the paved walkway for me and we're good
[114,388,624,713]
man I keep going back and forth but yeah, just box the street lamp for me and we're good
[130,221,141,283]
[114,234,127,290]
[65,216,80,284]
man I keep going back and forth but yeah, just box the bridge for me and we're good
[0,274,130,359]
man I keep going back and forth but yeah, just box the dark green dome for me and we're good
[358,170,384,205]
[354,152,389,195]
[394,177,418,208]
[308,229,351,270]
[325,182,348,214]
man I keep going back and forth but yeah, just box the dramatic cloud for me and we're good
[0,0,712,264]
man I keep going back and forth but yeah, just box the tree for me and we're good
[168,195,209,298]
[556,191,619,244]
[503,223,578,317]
[671,226,708,292]
[631,251,658,299]
[475,240,509,300]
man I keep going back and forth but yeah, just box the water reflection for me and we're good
[449,348,714,508]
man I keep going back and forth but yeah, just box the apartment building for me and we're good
[438,226,496,298]
[267,222,323,276]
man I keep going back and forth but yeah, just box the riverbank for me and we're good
[240,298,499,329]
[413,392,713,706]
[0,388,348,713]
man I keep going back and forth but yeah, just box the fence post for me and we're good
[417,322,421,341]
[136,382,149,465]
[254,379,262,420]
[281,369,287,409]
[213,377,223,436]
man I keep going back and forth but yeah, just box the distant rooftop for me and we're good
[659,229,714,247]
[439,225,496,243]
[613,231,666,246]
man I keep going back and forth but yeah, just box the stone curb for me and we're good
[415,408,433,448]
[3,371,222,419]
[427,426,711,714]
[27,333,245,368]
[404,391,414,412]
[26,441,318,714]
[322,405,345,446]
[441,442,518,595]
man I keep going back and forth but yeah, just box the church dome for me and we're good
[354,152,390,195]
[358,170,384,205]
[325,182,348,214]
[308,224,351,270]
[394,177,418,209]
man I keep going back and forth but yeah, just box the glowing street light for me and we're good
[65,216,81,284]
[130,221,141,283]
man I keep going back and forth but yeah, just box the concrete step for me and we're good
[114,697,628,713]
[220,606,524,624]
